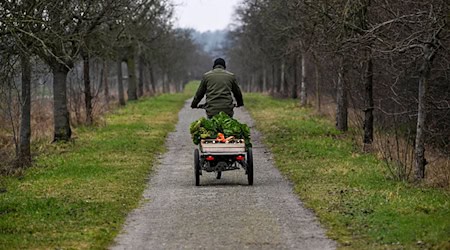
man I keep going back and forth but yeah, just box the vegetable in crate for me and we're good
[189,112,251,147]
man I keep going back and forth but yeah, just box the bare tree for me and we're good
[0,1,34,166]
[336,57,348,131]
[18,53,32,167]
[227,0,450,183]
[0,0,209,171]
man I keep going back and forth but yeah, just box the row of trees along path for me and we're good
[0,1,212,169]
[226,0,449,183]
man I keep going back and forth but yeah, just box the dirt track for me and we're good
[111,100,336,249]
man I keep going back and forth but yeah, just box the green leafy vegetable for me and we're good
[189,112,251,147]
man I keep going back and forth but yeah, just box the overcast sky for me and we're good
[173,0,241,32]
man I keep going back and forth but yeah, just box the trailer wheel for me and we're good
[247,148,253,185]
[194,149,200,186]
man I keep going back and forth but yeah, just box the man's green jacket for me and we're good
[191,65,244,117]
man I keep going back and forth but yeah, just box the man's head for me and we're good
[213,58,226,69]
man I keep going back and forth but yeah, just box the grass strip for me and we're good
[245,93,450,249]
[0,83,196,249]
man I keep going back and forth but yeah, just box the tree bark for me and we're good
[144,65,150,94]
[258,70,263,92]
[103,61,109,104]
[291,56,298,99]
[52,64,71,141]
[279,60,285,94]
[126,55,138,100]
[414,50,433,181]
[82,53,93,125]
[18,54,31,167]
[271,63,276,95]
[162,71,168,93]
[117,59,126,106]
[148,62,156,94]
[363,54,374,145]
[262,67,267,93]
[300,54,307,106]
[168,76,173,93]
[178,81,183,93]
[336,59,348,132]
[315,61,321,112]
[138,55,144,97]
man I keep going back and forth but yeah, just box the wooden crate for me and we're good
[200,139,246,153]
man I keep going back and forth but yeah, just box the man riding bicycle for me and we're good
[191,58,244,118]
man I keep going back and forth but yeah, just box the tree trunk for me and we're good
[178,81,182,93]
[300,54,307,106]
[315,61,321,112]
[52,65,71,141]
[271,63,276,95]
[82,53,93,125]
[414,53,433,181]
[103,61,109,105]
[249,73,255,92]
[258,70,263,92]
[126,55,138,100]
[363,55,374,145]
[279,60,285,94]
[162,72,168,93]
[262,67,267,93]
[18,54,31,167]
[291,56,298,99]
[144,64,150,94]
[336,60,348,132]
[117,59,126,106]
[138,55,144,97]
[168,76,173,93]
[148,62,156,94]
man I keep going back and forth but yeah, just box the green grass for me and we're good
[245,93,450,249]
[0,82,196,249]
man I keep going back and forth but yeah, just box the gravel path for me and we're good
[111,100,336,250]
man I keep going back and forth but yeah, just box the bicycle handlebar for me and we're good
[196,103,238,109]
